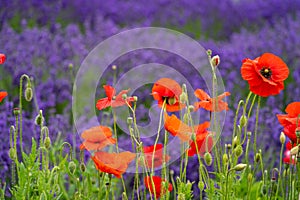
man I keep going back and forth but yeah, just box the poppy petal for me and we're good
[0,91,8,103]
[103,85,116,100]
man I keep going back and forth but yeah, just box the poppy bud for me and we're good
[204,152,213,166]
[177,193,185,200]
[122,192,128,200]
[168,97,176,105]
[290,145,299,155]
[234,145,243,157]
[127,117,133,125]
[226,144,232,149]
[248,173,253,182]
[261,185,267,195]
[68,161,76,174]
[9,148,16,160]
[179,93,187,103]
[170,170,174,175]
[80,163,86,172]
[10,125,15,135]
[280,132,286,144]
[44,137,51,149]
[122,93,127,100]
[35,110,44,126]
[68,63,73,69]
[206,49,212,56]
[247,132,252,137]
[24,87,33,102]
[133,96,138,102]
[188,105,194,112]
[233,163,247,171]
[112,65,117,70]
[211,55,220,67]
[255,153,261,163]
[198,181,205,191]
[233,136,239,148]
[223,153,228,164]
[0,54,6,64]
[239,115,247,127]
[13,108,20,116]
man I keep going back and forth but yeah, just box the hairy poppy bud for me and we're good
[204,152,213,166]
[223,154,228,164]
[41,126,49,137]
[280,132,286,144]
[239,115,247,127]
[122,192,128,200]
[234,145,243,157]
[248,173,253,182]
[80,163,86,172]
[198,181,205,191]
[24,87,33,102]
[233,163,247,171]
[9,148,16,160]
[127,117,133,125]
[35,110,44,126]
[211,55,220,67]
[68,161,76,174]
[247,132,252,137]
[255,153,261,163]
[233,136,239,148]
[68,63,73,69]
[44,137,51,149]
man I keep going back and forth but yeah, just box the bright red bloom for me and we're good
[80,126,116,151]
[241,53,289,97]
[194,89,230,112]
[152,78,184,112]
[96,85,134,110]
[0,54,5,64]
[91,151,135,178]
[144,176,173,198]
[283,142,297,165]
[187,122,213,157]
[142,144,170,168]
[164,114,193,142]
[277,102,300,143]
[0,91,8,103]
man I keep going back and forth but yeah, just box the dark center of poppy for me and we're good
[260,67,272,79]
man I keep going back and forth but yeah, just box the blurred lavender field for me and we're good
[1,0,300,197]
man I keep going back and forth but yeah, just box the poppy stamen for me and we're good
[260,67,272,79]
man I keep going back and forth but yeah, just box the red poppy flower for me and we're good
[187,121,213,157]
[96,85,134,110]
[164,114,193,142]
[241,53,289,97]
[277,102,300,143]
[0,91,8,103]
[142,144,170,168]
[91,151,135,178]
[0,54,5,64]
[144,176,173,198]
[80,126,116,151]
[283,142,297,165]
[152,78,184,112]
[194,89,230,112]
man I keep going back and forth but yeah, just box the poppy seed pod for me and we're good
[127,117,133,125]
[239,115,247,127]
[204,152,213,166]
[68,161,76,174]
[13,108,20,116]
[280,132,286,144]
[24,87,33,102]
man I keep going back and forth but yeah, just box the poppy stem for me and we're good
[253,96,261,167]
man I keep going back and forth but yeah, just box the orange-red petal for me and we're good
[164,114,192,142]
[0,54,5,64]
[0,91,8,103]
[144,176,173,198]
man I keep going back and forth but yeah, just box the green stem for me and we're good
[253,96,261,169]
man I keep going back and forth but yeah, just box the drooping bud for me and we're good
[44,137,51,149]
[41,126,49,137]
[234,145,243,157]
[233,163,247,171]
[239,115,247,127]
[9,148,16,160]
[68,161,76,174]
[24,87,33,102]
[204,152,213,166]
[280,132,286,144]
[211,55,220,67]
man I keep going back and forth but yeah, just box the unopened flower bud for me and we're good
[255,153,261,163]
[239,115,247,127]
[248,173,253,182]
[177,193,185,200]
[261,185,267,195]
[234,145,243,157]
[10,125,15,135]
[122,93,127,100]
[211,55,220,67]
[198,181,205,191]
[168,97,176,105]
[233,136,239,148]
[80,163,86,172]
[122,192,128,200]
[247,131,252,137]
[206,49,212,56]
[280,132,286,144]
[179,93,187,103]
[133,96,138,102]
[68,63,73,69]
[226,144,232,149]
[68,161,76,174]
[44,137,51,149]
[112,65,117,70]
[223,154,228,164]
[290,145,299,155]
[188,105,194,112]
[204,152,213,166]
[233,163,247,171]
[9,148,16,160]
[24,87,33,102]
[170,170,174,175]
[35,110,44,126]
[127,117,133,125]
